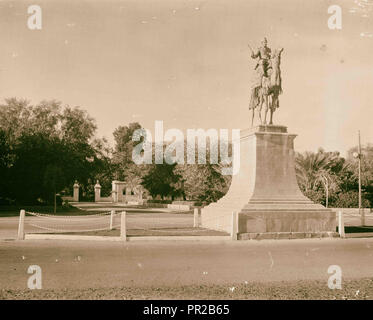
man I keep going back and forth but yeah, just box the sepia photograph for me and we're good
[0,0,373,310]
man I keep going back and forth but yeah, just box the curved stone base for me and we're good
[201,125,336,236]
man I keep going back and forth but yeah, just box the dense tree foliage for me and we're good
[111,122,149,197]
[141,163,182,200]
[295,148,372,208]
[0,97,371,208]
[346,144,373,206]
[174,163,230,203]
[112,123,142,180]
[0,98,110,204]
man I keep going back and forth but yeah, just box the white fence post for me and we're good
[231,211,238,240]
[17,209,25,240]
[338,211,345,238]
[109,210,115,230]
[120,211,127,241]
[193,208,199,228]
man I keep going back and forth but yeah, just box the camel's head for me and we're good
[274,47,284,58]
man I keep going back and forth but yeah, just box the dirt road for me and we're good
[1,238,373,291]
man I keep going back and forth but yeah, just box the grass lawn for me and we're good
[337,226,373,233]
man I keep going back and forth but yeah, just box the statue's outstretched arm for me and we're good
[251,50,260,59]
[248,43,256,58]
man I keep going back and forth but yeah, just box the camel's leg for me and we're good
[250,87,258,127]
[269,95,274,125]
[258,106,262,125]
[269,94,278,125]
[269,108,274,125]
[263,96,268,125]
[258,96,263,125]
[251,107,255,127]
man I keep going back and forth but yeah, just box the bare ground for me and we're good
[1,278,372,300]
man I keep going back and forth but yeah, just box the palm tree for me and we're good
[295,149,349,204]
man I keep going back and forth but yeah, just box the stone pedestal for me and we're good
[201,125,336,238]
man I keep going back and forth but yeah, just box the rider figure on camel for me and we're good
[251,37,272,78]
[248,37,284,126]
[249,37,273,112]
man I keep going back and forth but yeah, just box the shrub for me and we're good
[332,191,371,208]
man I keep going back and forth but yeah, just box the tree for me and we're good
[172,139,232,203]
[346,143,373,207]
[60,106,97,144]
[8,133,64,204]
[112,122,142,180]
[0,98,110,205]
[295,148,352,206]
[123,163,148,197]
[296,149,336,191]
[141,163,182,200]
[175,163,231,203]
[43,165,66,213]
[111,122,151,199]
[88,137,114,197]
[294,148,371,207]
[332,191,370,208]
[0,129,12,203]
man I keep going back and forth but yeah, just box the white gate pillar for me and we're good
[73,181,79,202]
[94,180,101,202]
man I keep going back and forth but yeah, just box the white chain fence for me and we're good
[17,208,235,239]
[24,211,120,233]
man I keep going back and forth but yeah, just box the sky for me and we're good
[0,0,372,156]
